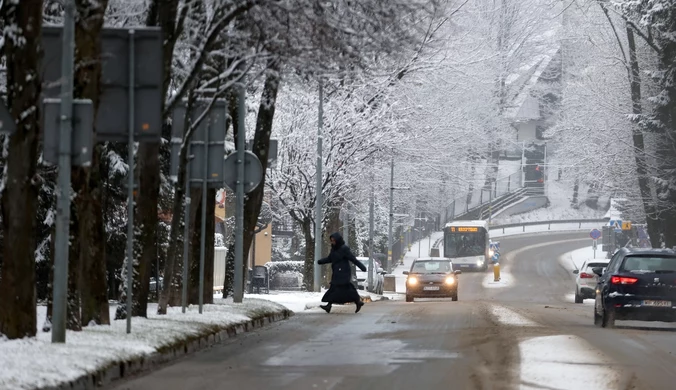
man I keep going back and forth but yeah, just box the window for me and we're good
[621,256,676,272]
[411,261,452,273]
[444,230,486,257]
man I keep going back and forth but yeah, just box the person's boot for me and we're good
[355,301,364,313]
[320,303,331,313]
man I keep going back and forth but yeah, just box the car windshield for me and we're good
[411,261,452,273]
[445,231,486,257]
[621,256,676,273]
[586,262,608,269]
[358,259,373,270]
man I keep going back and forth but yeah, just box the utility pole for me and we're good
[313,80,323,292]
[368,180,375,292]
[233,77,246,303]
[387,153,394,274]
[52,0,75,343]
[197,117,210,313]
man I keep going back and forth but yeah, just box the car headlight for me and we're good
[445,277,455,285]
[407,277,418,286]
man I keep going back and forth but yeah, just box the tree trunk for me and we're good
[223,64,281,297]
[466,152,478,207]
[146,0,182,315]
[625,26,660,248]
[188,186,216,304]
[571,178,580,207]
[302,217,315,291]
[157,123,191,313]
[74,0,110,326]
[0,1,43,339]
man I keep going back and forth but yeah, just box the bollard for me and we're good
[493,263,500,282]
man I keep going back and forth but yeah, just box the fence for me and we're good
[488,219,608,238]
[445,171,523,221]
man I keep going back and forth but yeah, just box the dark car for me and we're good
[593,247,676,328]
[403,257,461,303]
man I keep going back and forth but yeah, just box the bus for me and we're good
[443,220,490,271]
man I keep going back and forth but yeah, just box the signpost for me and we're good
[590,229,601,258]
[42,19,163,340]
[171,99,227,313]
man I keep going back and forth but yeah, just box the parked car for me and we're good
[404,257,461,302]
[593,247,676,328]
[573,259,610,303]
[355,257,385,295]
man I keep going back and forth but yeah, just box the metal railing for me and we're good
[445,171,523,221]
[488,218,609,237]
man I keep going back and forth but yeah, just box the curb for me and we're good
[42,310,293,390]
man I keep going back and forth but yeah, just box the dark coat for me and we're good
[318,233,366,286]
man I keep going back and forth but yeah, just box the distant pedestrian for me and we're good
[317,232,367,313]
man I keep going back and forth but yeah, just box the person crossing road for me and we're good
[317,232,367,313]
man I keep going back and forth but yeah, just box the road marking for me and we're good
[491,305,538,327]
[518,335,618,389]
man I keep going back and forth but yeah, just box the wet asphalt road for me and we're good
[109,232,676,390]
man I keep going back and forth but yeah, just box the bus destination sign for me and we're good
[450,226,479,232]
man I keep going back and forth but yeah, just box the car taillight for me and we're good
[611,276,638,285]
[579,272,595,279]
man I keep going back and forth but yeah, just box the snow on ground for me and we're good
[226,289,391,313]
[482,267,513,289]
[2,300,286,390]
[518,335,618,389]
[559,244,608,272]
[490,305,537,326]
[493,178,608,225]
[393,232,444,293]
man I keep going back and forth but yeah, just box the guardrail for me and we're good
[488,218,609,238]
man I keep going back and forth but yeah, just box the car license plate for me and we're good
[460,265,469,268]
[642,300,672,307]
[423,286,440,291]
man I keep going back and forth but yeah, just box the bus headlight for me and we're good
[445,277,455,285]
[477,259,484,266]
[407,277,418,286]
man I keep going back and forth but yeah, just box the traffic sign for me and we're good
[622,221,632,231]
[590,229,601,240]
[223,151,263,194]
[609,220,622,232]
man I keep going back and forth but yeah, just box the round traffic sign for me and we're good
[223,151,263,194]
[590,229,601,240]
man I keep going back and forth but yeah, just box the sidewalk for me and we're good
[392,232,444,293]
[218,289,391,313]
[0,300,291,390]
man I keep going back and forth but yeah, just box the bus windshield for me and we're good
[445,230,486,257]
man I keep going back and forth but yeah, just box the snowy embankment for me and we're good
[0,300,291,390]
[492,178,608,225]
